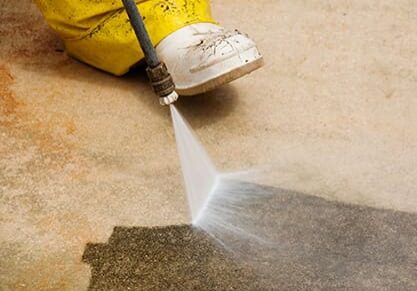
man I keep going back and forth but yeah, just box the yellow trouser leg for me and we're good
[34,0,215,75]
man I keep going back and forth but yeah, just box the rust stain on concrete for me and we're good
[0,65,89,179]
[0,65,22,123]
[0,9,63,62]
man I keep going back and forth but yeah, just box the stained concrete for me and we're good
[83,225,259,290]
[83,181,417,290]
[1,0,417,290]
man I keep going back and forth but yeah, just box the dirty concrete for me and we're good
[83,225,259,290]
[83,181,417,290]
[1,0,417,290]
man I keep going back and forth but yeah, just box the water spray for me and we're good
[122,2,276,260]
[170,105,219,224]
[122,0,218,223]
[122,0,178,106]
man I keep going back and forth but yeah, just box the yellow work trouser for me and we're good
[34,0,215,75]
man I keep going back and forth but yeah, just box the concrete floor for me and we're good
[79,180,417,290]
[1,0,417,290]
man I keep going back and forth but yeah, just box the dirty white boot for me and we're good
[156,23,263,96]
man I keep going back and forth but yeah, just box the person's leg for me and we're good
[34,0,214,75]
[35,0,262,95]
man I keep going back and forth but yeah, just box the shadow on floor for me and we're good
[83,181,417,290]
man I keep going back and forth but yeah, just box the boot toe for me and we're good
[157,23,263,96]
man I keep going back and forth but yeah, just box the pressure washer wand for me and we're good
[121,0,178,106]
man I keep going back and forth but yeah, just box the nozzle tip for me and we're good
[159,91,179,106]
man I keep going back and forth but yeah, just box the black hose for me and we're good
[121,0,159,68]
[121,0,178,104]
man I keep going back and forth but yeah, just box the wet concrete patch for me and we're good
[82,225,258,290]
[83,181,417,290]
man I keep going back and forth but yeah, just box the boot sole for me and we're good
[176,51,264,96]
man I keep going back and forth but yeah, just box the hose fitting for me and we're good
[146,62,178,105]
[122,0,179,106]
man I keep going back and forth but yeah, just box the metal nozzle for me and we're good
[146,62,178,106]
[159,91,179,106]
[122,0,179,106]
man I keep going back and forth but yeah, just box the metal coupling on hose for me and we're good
[146,62,179,106]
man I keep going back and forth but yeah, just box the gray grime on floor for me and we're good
[83,225,259,290]
[82,181,417,290]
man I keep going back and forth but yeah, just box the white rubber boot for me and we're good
[156,23,264,96]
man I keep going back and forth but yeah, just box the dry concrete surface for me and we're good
[1,0,417,290]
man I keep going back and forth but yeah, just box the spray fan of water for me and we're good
[168,105,417,288]
[170,104,283,281]
[170,104,272,241]
[170,105,219,224]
